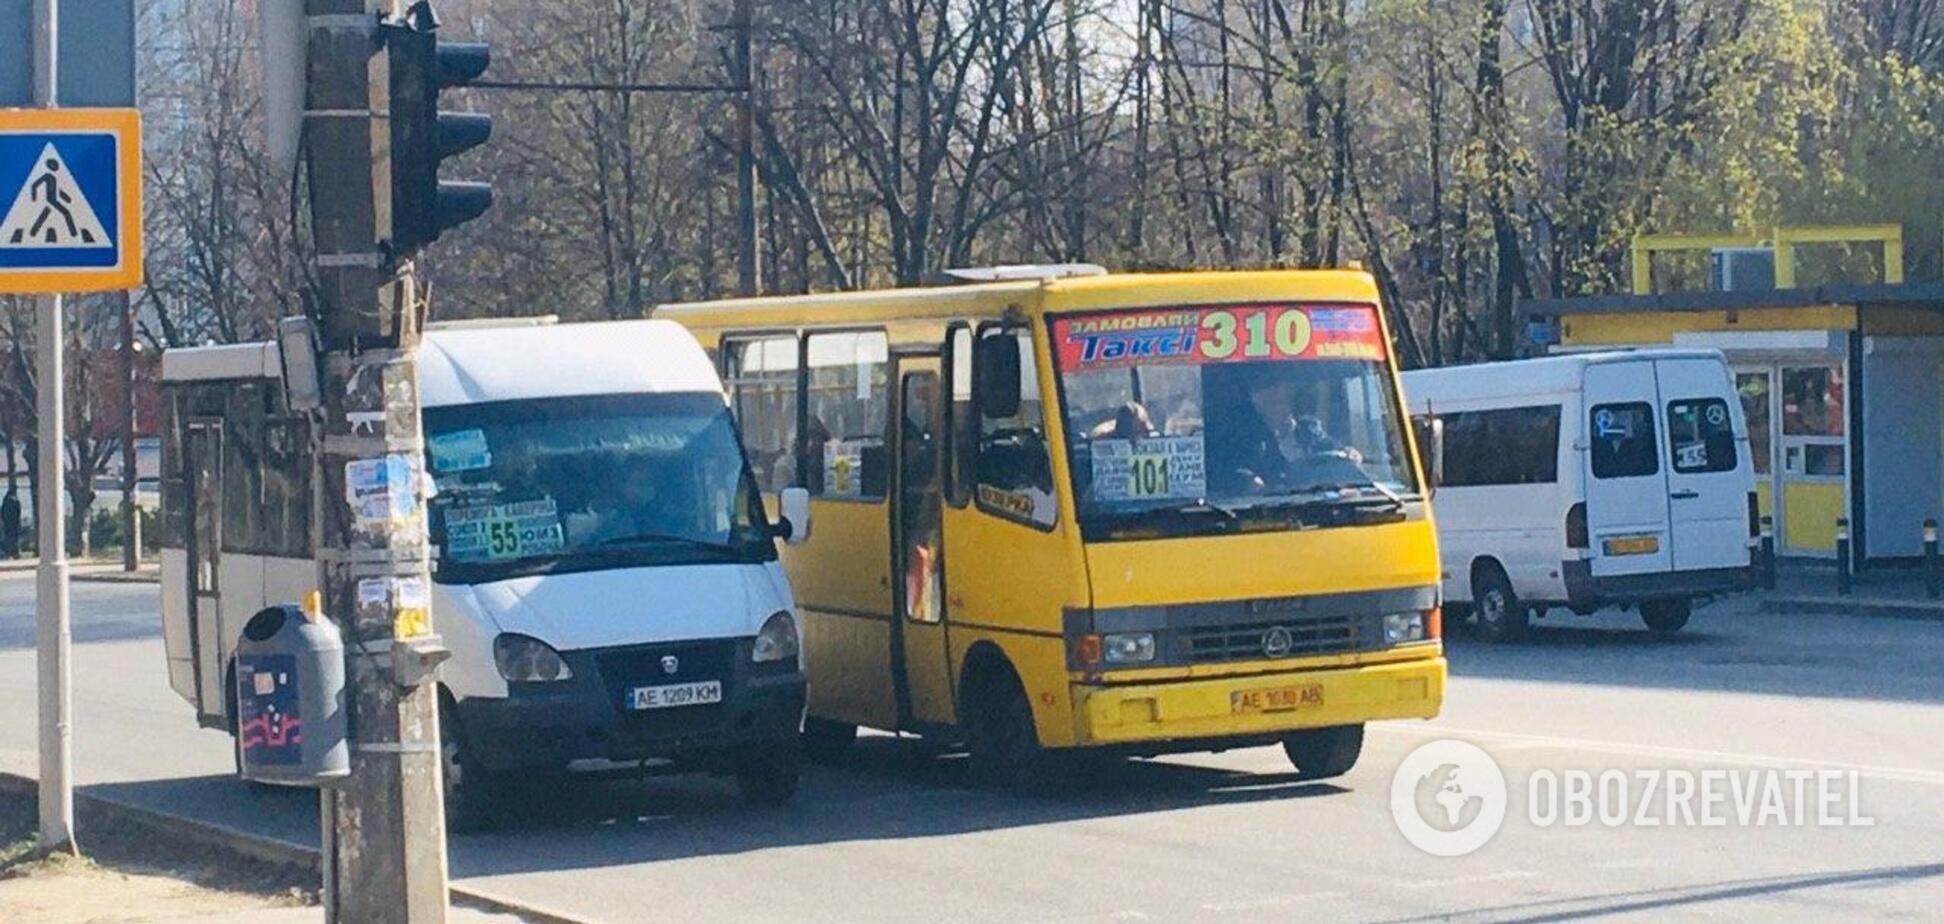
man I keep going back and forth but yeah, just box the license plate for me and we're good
[628,680,722,710]
[1230,683,1323,715]
[1603,535,1661,556]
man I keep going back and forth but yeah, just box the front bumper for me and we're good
[452,638,805,773]
[1071,653,1445,749]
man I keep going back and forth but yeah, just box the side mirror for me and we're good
[976,332,1023,419]
[1413,416,1444,496]
[777,486,812,545]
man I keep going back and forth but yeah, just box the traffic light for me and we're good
[384,1,492,253]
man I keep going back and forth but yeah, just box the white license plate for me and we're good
[628,680,723,710]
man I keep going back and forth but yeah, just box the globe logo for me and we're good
[1390,739,1508,856]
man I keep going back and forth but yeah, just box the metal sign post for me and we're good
[29,0,72,857]
[7,0,144,858]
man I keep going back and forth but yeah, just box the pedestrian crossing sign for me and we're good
[0,109,142,293]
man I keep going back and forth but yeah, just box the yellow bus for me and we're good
[662,267,1445,787]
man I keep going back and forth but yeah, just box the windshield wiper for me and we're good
[1144,500,1241,521]
[1241,482,1409,522]
[597,532,738,551]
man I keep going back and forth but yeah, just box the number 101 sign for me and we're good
[1092,435,1208,502]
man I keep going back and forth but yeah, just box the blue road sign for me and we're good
[0,0,137,108]
[0,109,143,293]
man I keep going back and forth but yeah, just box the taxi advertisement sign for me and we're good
[1053,304,1386,371]
[0,108,143,293]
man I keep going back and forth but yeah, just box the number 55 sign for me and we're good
[0,109,142,293]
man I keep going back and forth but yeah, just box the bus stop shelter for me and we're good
[1524,227,1944,567]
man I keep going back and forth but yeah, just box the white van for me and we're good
[157,319,812,826]
[1403,349,1756,638]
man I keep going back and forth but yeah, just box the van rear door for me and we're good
[1583,360,1674,577]
[1656,356,1751,572]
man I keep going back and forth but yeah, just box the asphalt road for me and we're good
[1,571,1939,922]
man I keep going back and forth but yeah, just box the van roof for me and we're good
[1399,348,1726,409]
[420,319,718,407]
[161,319,723,409]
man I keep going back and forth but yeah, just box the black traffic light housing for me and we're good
[384,1,493,253]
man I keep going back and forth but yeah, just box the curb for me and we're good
[72,570,159,585]
[1759,595,1944,622]
[0,772,602,924]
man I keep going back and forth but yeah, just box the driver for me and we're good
[1219,371,1359,492]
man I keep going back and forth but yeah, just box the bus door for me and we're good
[890,353,955,727]
[185,421,225,720]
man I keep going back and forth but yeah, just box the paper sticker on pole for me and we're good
[0,109,142,293]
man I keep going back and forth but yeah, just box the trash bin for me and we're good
[234,603,350,786]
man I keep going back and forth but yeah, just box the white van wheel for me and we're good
[736,737,802,805]
[439,699,512,832]
[1471,565,1528,642]
[1641,598,1692,634]
[802,717,858,762]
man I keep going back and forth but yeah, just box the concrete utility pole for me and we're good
[303,1,449,920]
[32,0,76,857]
[733,0,758,296]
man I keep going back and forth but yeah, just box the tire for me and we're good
[1641,597,1692,634]
[801,716,858,763]
[1471,564,1529,642]
[736,738,803,806]
[963,666,1061,793]
[1282,724,1365,780]
[439,699,514,832]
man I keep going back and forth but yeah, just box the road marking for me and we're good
[1398,870,1539,889]
[1373,724,1944,785]
[1200,892,1347,911]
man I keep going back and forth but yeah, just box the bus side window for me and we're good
[221,383,266,555]
[159,387,187,548]
[973,325,1055,528]
[945,324,973,507]
[723,334,801,494]
[805,330,890,502]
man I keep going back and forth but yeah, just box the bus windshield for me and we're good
[425,392,774,583]
[1053,304,1419,537]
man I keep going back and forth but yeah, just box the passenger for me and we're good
[1088,401,1157,442]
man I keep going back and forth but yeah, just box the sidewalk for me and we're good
[1759,560,1944,620]
[0,556,158,583]
[179,906,533,923]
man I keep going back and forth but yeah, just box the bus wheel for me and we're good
[736,737,803,806]
[439,699,512,832]
[1641,598,1692,634]
[1282,724,1364,780]
[964,668,1055,792]
[1471,565,1528,642]
[801,717,858,763]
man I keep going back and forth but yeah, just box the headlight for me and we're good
[753,611,800,663]
[1101,632,1155,664]
[493,634,573,682]
[1383,612,1426,645]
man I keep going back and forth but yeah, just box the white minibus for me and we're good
[1403,349,1756,638]
[157,319,811,827]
